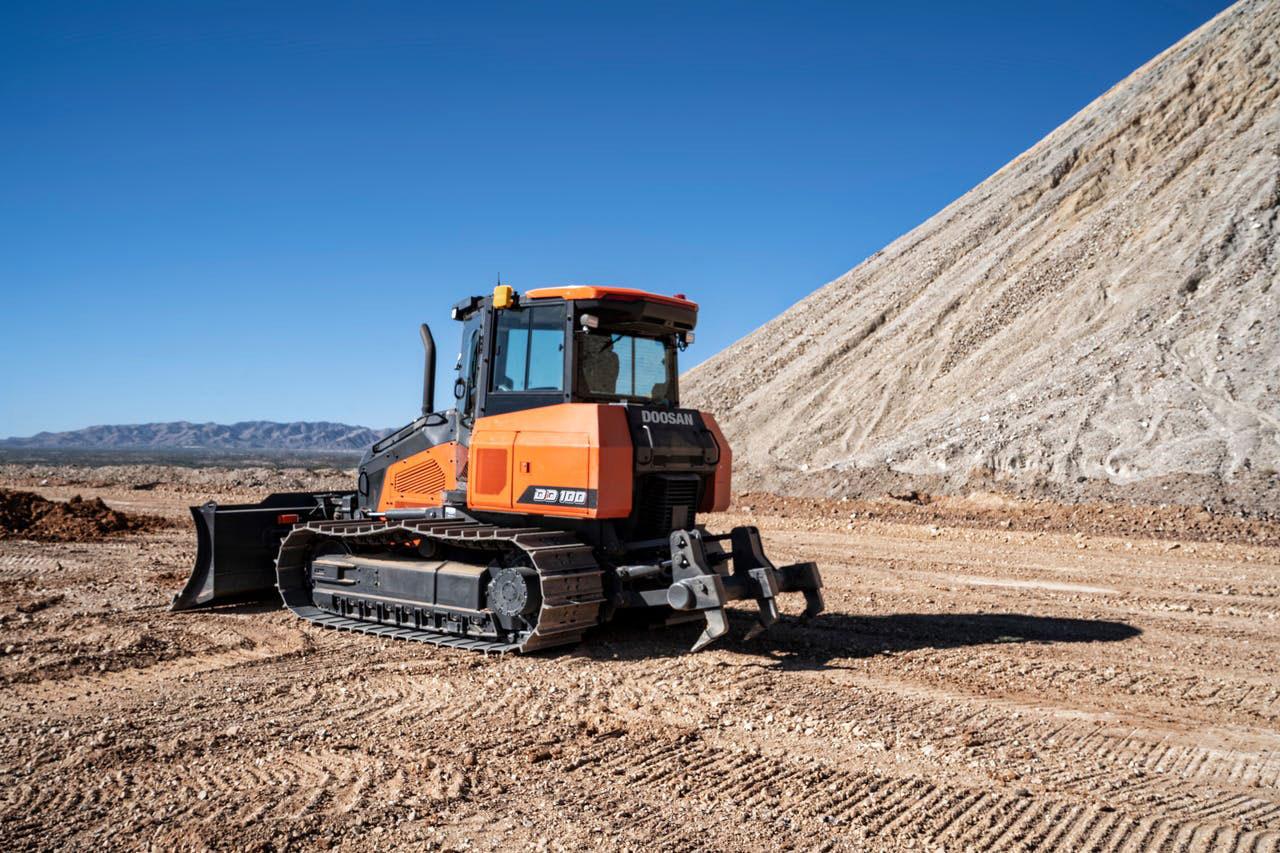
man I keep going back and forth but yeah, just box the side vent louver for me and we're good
[391,458,446,498]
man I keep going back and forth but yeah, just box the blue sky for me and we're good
[0,0,1231,436]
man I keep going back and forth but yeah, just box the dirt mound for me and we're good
[684,0,1280,515]
[0,489,169,541]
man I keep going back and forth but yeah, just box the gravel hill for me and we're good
[684,0,1279,514]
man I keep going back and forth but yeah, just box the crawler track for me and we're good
[275,518,606,653]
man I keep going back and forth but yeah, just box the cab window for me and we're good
[491,305,565,393]
[577,332,675,404]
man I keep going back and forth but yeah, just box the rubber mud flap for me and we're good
[170,492,352,611]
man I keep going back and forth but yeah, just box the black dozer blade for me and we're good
[170,491,355,611]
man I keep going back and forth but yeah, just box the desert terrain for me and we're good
[1,464,1277,851]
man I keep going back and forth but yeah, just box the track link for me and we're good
[275,518,606,653]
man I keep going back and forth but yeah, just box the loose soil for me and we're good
[1,464,1278,851]
[0,489,171,543]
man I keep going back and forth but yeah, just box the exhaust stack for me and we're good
[420,323,435,416]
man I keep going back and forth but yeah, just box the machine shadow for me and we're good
[163,599,283,616]
[587,610,1142,668]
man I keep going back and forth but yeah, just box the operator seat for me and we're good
[579,335,620,396]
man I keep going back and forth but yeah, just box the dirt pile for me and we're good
[0,489,170,541]
[684,0,1280,514]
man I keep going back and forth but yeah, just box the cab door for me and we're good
[476,301,571,418]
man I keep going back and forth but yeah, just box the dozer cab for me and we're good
[173,285,823,652]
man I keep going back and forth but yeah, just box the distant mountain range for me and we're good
[0,421,393,451]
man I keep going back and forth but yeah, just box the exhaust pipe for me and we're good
[420,323,435,416]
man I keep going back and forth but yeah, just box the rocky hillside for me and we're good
[1,421,388,451]
[685,0,1279,513]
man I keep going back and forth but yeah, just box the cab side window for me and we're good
[491,305,564,393]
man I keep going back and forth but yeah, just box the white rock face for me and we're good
[684,0,1279,510]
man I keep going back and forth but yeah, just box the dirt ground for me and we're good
[1,467,1278,851]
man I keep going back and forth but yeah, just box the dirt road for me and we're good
[1,470,1277,851]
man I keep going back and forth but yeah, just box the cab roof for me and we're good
[525,285,697,311]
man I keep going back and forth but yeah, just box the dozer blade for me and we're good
[170,492,354,611]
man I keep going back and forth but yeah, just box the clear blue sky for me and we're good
[0,0,1231,436]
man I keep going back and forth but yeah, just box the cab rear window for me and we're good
[578,332,673,403]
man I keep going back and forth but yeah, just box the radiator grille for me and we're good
[638,475,700,537]
[391,458,446,497]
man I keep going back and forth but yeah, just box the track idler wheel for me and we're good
[487,566,542,633]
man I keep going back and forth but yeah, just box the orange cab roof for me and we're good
[524,285,697,311]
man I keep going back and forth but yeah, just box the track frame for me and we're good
[274,518,606,653]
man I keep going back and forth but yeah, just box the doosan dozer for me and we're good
[172,285,824,653]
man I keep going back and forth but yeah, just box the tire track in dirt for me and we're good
[0,747,377,849]
[557,731,1278,850]
[0,615,311,711]
[0,554,70,579]
[678,658,1280,836]
[768,607,1280,727]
